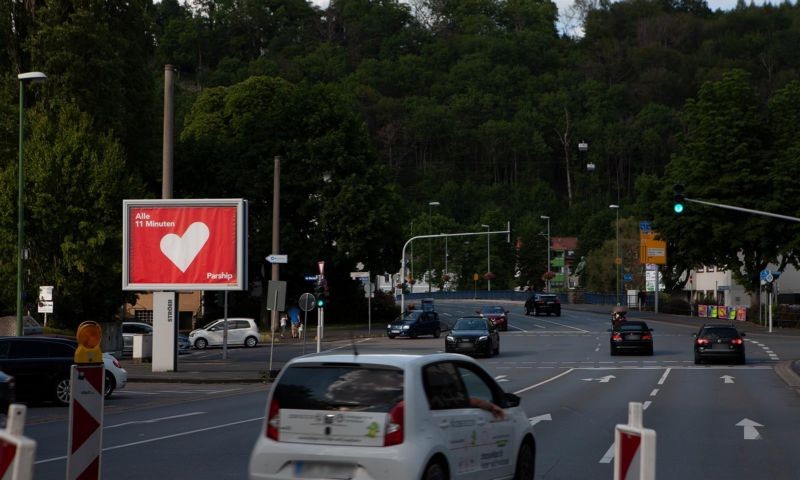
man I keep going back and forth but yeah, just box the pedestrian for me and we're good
[280,314,287,338]
[289,306,300,338]
[298,322,304,338]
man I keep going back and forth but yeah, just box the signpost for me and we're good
[614,402,656,480]
[351,271,372,335]
[267,280,287,376]
[266,254,287,264]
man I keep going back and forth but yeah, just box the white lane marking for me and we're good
[120,391,159,396]
[442,312,452,317]
[721,375,735,384]
[657,368,672,385]
[325,338,372,352]
[532,324,547,329]
[207,388,242,395]
[643,401,652,410]
[528,414,552,426]
[536,318,590,333]
[599,443,615,463]
[594,344,600,352]
[736,418,763,440]
[508,324,528,332]
[494,375,509,383]
[106,412,206,429]
[36,417,264,464]
[580,375,615,383]
[514,369,574,395]
[650,389,659,397]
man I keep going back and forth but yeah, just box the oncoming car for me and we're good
[188,318,260,350]
[477,305,509,331]
[249,353,536,480]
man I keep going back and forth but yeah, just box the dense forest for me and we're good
[1,0,799,328]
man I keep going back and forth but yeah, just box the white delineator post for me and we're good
[0,404,37,479]
[614,402,656,480]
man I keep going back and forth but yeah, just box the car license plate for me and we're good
[294,461,354,479]
[391,329,399,333]
[460,338,473,343]
[626,334,640,340]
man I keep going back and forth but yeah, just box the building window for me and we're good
[135,310,153,324]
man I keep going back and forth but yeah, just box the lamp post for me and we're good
[541,216,550,293]
[441,234,448,290]
[428,201,440,292]
[481,224,491,291]
[17,71,47,337]
[409,221,414,288]
[609,204,620,305]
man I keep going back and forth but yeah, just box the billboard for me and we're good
[122,199,247,291]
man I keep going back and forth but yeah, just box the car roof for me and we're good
[285,353,479,370]
[701,323,738,328]
[0,335,76,344]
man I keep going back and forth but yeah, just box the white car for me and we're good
[188,318,260,350]
[103,353,127,398]
[249,353,536,480]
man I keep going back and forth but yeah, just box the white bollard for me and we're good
[0,404,37,480]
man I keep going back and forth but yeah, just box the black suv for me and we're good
[693,323,746,364]
[525,294,561,316]
[387,310,442,339]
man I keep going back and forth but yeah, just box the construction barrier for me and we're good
[614,402,656,480]
[0,404,37,480]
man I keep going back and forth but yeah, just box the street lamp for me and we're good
[441,233,448,290]
[541,216,550,293]
[17,71,46,337]
[481,224,491,291]
[428,201,440,292]
[609,204,620,305]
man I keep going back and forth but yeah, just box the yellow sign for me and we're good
[640,232,667,265]
[472,273,479,281]
[75,321,103,364]
[615,257,622,265]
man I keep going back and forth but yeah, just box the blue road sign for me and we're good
[623,272,633,283]
[759,269,771,281]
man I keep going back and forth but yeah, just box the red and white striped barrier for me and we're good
[614,402,656,480]
[0,405,36,480]
[66,365,104,480]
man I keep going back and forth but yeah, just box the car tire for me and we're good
[610,346,617,356]
[55,376,71,406]
[493,343,500,356]
[433,328,441,339]
[694,353,702,365]
[555,311,561,317]
[104,371,116,399]
[534,309,539,316]
[525,308,530,316]
[513,439,536,480]
[410,333,418,339]
[245,336,258,348]
[647,346,654,356]
[194,338,208,350]
[388,334,396,339]
[422,461,447,480]
[738,354,746,365]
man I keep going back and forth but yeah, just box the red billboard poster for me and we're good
[123,199,247,290]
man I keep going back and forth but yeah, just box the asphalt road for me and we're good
[19,299,800,479]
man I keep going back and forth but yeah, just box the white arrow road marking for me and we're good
[106,412,206,429]
[736,419,763,440]
[528,414,552,427]
[494,375,509,383]
[599,443,615,463]
[721,375,735,384]
[581,375,615,383]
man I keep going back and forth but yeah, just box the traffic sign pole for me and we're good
[614,402,656,480]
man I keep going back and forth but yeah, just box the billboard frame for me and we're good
[122,199,247,291]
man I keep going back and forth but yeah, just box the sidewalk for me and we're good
[119,304,800,388]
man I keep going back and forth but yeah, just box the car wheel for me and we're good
[433,328,441,339]
[738,354,746,365]
[647,346,654,356]
[245,336,258,348]
[555,311,561,317]
[410,333,418,339]
[610,346,617,356]
[513,439,536,480]
[422,460,447,480]
[194,338,208,350]
[525,308,530,316]
[104,372,116,399]
[694,353,702,365]
[493,343,500,356]
[388,334,396,339]
[534,309,539,316]
[55,376,71,405]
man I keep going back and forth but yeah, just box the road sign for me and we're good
[615,257,622,265]
[266,254,288,264]
[299,293,316,312]
[350,271,370,279]
[759,269,771,281]
[266,281,287,311]
[766,274,774,283]
[623,273,633,283]
[67,364,104,480]
[304,274,318,282]
[614,402,656,480]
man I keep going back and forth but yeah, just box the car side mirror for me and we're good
[504,392,521,408]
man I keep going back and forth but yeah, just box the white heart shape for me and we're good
[160,222,210,273]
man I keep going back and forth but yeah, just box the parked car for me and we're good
[249,353,536,480]
[477,305,509,331]
[188,318,260,350]
[0,336,127,405]
[524,293,561,316]
[23,316,43,335]
[445,316,500,357]
[609,321,653,356]
[386,310,442,339]
[0,370,15,415]
[693,323,746,364]
[122,321,191,355]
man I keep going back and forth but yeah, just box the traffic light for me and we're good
[316,296,326,308]
[673,184,685,214]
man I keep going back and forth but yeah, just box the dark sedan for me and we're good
[387,310,442,339]
[445,316,499,357]
[609,321,653,356]
[694,323,745,364]
[525,294,561,316]
[477,305,509,331]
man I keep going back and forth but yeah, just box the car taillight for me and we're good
[612,333,622,342]
[384,401,404,446]
[642,334,652,341]
[696,338,710,346]
[730,338,743,345]
[266,398,280,440]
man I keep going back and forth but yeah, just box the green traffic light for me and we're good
[674,203,684,214]
[316,298,325,307]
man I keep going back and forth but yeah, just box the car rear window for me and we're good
[274,364,403,413]
[538,295,558,301]
[620,323,648,331]
[481,306,503,313]
[701,327,739,339]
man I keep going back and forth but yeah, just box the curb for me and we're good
[774,361,800,394]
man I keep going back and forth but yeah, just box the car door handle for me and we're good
[438,420,449,429]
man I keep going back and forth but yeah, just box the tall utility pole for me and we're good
[271,156,281,333]
[427,201,440,292]
[610,204,620,305]
[541,215,550,293]
[482,224,491,291]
